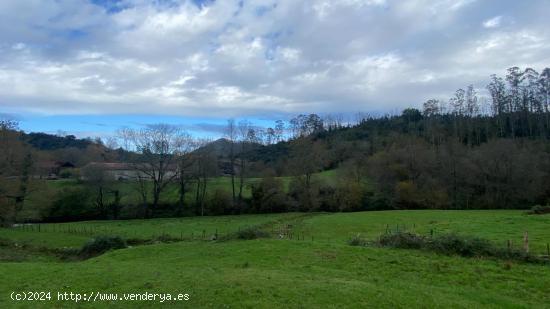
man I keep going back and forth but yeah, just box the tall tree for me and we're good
[82,163,113,218]
[225,119,237,204]
[192,139,217,216]
[237,120,251,203]
[128,124,184,217]
[174,133,196,216]
[539,68,550,134]
[274,120,285,142]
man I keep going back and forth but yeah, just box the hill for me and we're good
[22,132,94,151]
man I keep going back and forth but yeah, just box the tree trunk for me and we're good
[178,179,186,216]
[238,158,245,202]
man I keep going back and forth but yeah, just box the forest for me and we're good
[1,66,550,225]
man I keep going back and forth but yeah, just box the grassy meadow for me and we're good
[1,210,550,308]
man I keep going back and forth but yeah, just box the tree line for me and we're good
[1,67,549,224]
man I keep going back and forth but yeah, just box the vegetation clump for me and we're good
[235,227,270,240]
[378,232,425,249]
[428,234,495,257]
[374,232,544,264]
[347,234,367,246]
[79,236,127,258]
[527,205,550,215]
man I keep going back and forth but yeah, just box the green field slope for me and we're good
[1,210,549,308]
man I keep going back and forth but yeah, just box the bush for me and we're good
[347,234,367,246]
[376,231,543,264]
[236,227,270,240]
[79,236,127,258]
[47,188,96,222]
[528,205,550,215]
[379,232,425,249]
[288,177,320,211]
[429,234,494,257]
[319,182,367,212]
[206,189,233,215]
[251,178,288,213]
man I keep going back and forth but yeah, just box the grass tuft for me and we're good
[347,234,367,246]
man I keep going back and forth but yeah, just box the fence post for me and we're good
[523,231,529,254]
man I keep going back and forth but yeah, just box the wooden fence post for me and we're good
[523,231,529,254]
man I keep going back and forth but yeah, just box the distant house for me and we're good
[82,162,178,181]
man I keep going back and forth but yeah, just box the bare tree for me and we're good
[116,127,134,151]
[128,124,185,217]
[266,127,275,145]
[225,119,237,204]
[103,136,119,150]
[274,120,285,142]
[237,120,251,202]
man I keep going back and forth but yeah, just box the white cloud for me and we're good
[483,16,502,28]
[0,0,549,118]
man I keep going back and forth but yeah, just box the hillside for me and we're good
[22,132,94,151]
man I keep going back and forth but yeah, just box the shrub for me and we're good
[79,236,127,258]
[429,234,494,257]
[47,188,96,222]
[288,177,320,212]
[251,178,288,213]
[206,189,233,215]
[236,227,270,240]
[376,231,543,264]
[347,234,367,246]
[319,182,367,212]
[527,205,550,215]
[379,232,425,249]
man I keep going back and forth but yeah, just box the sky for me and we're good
[0,0,549,138]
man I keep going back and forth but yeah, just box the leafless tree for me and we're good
[237,120,252,202]
[127,124,186,217]
[225,119,237,204]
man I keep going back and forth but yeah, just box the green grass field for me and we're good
[1,210,550,308]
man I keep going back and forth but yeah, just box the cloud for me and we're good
[0,0,549,119]
[483,16,502,28]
